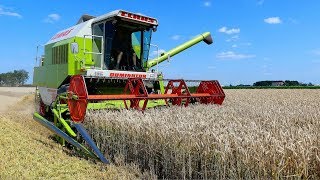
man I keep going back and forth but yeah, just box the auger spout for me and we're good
[146,32,213,69]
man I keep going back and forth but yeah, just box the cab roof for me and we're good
[93,10,158,26]
[46,10,158,45]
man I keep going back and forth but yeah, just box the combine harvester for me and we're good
[33,10,225,163]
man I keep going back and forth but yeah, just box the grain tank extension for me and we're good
[33,10,225,163]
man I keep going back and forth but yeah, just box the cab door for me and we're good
[92,23,104,69]
[104,22,116,69]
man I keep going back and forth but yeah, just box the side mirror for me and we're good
[152,26,157,32]
[71,42,79,54]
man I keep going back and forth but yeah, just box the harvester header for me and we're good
[33,9,225,163]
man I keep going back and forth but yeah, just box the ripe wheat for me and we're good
[84,89,320,179]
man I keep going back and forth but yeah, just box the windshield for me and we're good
[131,29,152,63]
[92,21,153,71]
[109,25,152,71]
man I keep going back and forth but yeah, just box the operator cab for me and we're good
[91,10,158,71]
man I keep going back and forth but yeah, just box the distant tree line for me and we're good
[225,80,317,89]
[0,69,29,87]
[253,80,314,86]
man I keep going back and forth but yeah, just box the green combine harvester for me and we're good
[33,10,225,163]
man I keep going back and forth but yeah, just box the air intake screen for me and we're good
[52,44,68,64]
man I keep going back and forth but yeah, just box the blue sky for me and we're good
[1,0,320,85]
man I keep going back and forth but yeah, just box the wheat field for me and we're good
[84,89,320,179]
[1,88,319,179]
[0,88,146,179]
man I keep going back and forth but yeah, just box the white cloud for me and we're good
[49,14,60,21]
[257,0,264,5]
[264,17,282,24]
[262,62,272,75]
[208,66,216,69]
[44,13,61,23]
[150,49,166,57]
[203,1,211,7]
[0,6,22,18]
[171,35,181,41]
[311,49,320,56]
[226,35,239,42]
[232,44,238,48]
[216,51,255,60]
[219,26,240,35]
[241,42,252,46]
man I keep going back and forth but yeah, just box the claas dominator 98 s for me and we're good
[33,10,225,163]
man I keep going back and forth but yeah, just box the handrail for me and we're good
[83,35,104,70]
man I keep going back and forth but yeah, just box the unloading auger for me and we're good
[33,10,225,163]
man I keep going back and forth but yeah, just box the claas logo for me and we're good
[51,28,74,40]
